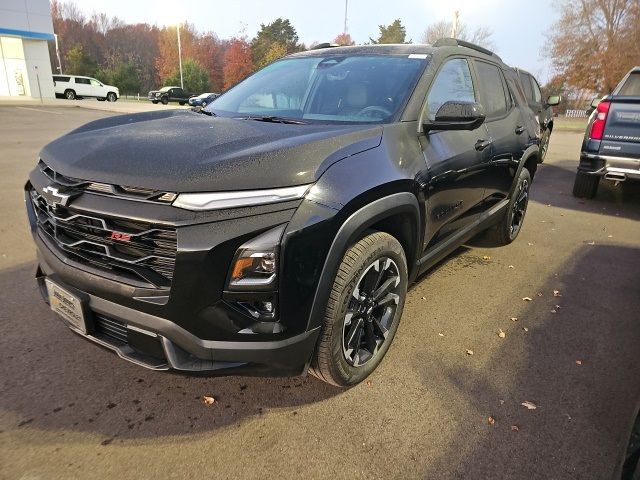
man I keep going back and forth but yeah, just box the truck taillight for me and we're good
[589,100,610,140]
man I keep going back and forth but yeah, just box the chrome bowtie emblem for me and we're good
[42,185,73,207]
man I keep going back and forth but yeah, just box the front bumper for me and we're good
[36,245,319,375]
[578,153,640,181]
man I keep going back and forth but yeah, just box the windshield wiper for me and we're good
[240,115,309,125]
[191,107,216,116]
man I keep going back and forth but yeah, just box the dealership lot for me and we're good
[1,106,639,479]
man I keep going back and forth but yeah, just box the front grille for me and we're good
[94,315,128,343]
[29,188,177,288]
[38,160,176,204]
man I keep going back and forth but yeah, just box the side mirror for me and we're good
[424,101,486,132]
[590,97,601,109]
[546,95,561,106]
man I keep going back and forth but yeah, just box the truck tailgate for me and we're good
[601,97,640,158]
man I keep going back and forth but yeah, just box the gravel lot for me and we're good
[1,106,639,480]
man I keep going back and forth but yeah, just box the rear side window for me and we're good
[75,78,90,85]
[53,76,70,82]
[519,72,533,102]
[618,73,640,96]
[476,61,508,118]
[426,58,475,121]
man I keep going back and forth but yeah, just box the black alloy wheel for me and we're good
[342,257,401,366]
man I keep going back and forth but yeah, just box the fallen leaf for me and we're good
[499,399,505,405]
[527,242,534,246]
[508,265,514,269]
[510,317,518,322]
[498,329,506,338]
[488,416,495,426]
[607,234,613,238]
[366,380,372,386]
[466,349,474,356]
[438,333,444,337]
[482,255,491,260]
[551,309,556,314]
[564,413,572,420]
[546,203,551,207]
[521,401,537,410]
[202,396,216,406]
[511,425,520,432]
[575,360,582,365]
[587,241,595,246]
[537,292,543,297]
[553,289,562,297]
[522,297,532,301]
[555,305,561,309]
[523,327,529,332]
[421,296,426,300]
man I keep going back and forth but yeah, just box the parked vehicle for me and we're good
[515,68,560,162]
[573,66,640,198]
[53,75,119,102]
[26,40,540,387]
[148,86,193,105]
[188,92,220,108]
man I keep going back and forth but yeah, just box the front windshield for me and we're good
[160,86,172,92]
[207,54,429,124]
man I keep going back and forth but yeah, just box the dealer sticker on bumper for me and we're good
[45,279,87,334]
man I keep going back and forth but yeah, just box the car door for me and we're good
[473,60,524,205]
[89,78,104,98]
[73,77,91,97]
[419,57,491,248]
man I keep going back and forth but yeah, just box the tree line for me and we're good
[49,0,638,103]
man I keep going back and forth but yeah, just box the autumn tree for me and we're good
[547,0,640,93]
[251,18,301,68]
[421,20,493,49]
[156,23,198,83]
[223,37,253,89]
[370,19,409,44]
[333,33,355,46]
[65,45,96,76]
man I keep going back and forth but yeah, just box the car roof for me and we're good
[289,40,506,66]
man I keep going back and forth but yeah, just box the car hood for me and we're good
[39,110,383,192]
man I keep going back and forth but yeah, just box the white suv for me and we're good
[53,75,120,102]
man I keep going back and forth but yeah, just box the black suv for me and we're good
[515,68,560,162]
[25,39,540,387]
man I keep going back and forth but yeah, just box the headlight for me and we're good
[172,184,311,211]
[228,225,285,291]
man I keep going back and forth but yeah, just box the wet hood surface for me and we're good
[40,109,383,192]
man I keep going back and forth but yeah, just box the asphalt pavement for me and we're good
[0,106,639,480]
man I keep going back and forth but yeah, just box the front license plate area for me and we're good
[45,278,89,334]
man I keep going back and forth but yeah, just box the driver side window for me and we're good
[427,58,475,121]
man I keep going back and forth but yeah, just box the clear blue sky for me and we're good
[72,0,555,82]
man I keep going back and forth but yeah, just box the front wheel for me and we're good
[484,167,531,246]
[161,96,169,105]
[310,232,407,387]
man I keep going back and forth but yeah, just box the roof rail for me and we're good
[311,42,340,50]
[433,37,500,60]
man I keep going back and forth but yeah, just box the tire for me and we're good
[572,171,599,199]
[539,128,550,162]
[484,167,531,246]
[106,92,117,102]
[179,101,186,106]
[64,89,76,100]
[161,96,169,105]
[310,232,408,387]
[152,100,158,104]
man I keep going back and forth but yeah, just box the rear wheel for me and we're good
[106,92,117,102]
[161,96,169,105]
[152,100,158,104]
[310,232,407,387]
[484,167,531,246]
[572,171,599,199]
[64,89,76,100]
[179,101,186,106]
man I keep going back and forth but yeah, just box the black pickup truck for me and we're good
[148,86,193,105]
[574,66,640,198]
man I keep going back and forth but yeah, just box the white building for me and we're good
[0,0,55,99]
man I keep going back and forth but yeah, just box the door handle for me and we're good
[475,139,492,151]
[515,125,525,135]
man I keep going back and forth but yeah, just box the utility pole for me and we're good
[177,22,183,89]
[343,0,348,34]
[54,34,62,73]
[451,10,459,38]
